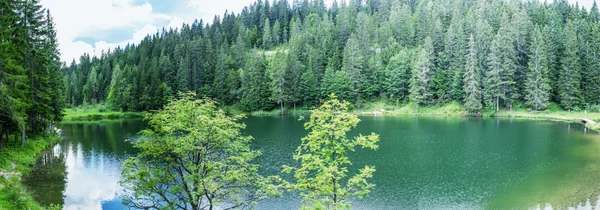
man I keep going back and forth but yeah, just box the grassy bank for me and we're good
[64,106,142,121]
[235,101,600,131]
[0,135,61,210]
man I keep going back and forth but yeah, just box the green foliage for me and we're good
[463,34,483,113]
[409,37,435,108]
[384,48,412,103]
[525,26,551,110]
[559,21,583,110]
[120,93,280,209]
[0,0,65,145]
[0,135,61,209]
[57,0,600,115]
[283,94,379,209]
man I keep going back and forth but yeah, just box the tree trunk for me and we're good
[496,97,499,112]
[21,127,25,146]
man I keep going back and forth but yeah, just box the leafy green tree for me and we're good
[525,27,551,110]
[120,93,280,210]
[283,94,379,209]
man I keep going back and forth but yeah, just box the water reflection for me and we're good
[22,146,67,207]
[24,119,145,209]
[22,118,600,210]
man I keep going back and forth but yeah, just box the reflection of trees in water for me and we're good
[23,148,67,207]
[60,120,145,158]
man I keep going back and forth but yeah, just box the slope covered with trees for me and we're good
[63,0,600,114]
[0,0,64,148]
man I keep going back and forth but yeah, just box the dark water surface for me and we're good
[23,117,600,209]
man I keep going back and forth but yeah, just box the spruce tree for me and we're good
[463,33,482,113]
[525,26,551,110]
[559,21,583,110]
[409,37,435,109]
[262,18,273,49]
[485,33,503,112]
[384,48,412,103]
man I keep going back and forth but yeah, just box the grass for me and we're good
[0,135,62,210]
[63,104,142,121]
[235,100,600,131]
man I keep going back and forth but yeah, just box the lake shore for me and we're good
[234,101,600,132]
[63,107,142,121]
[0,135,61,210]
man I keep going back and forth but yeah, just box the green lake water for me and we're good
[23,117,600,209]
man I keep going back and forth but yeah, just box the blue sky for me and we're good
[41,0,594,63]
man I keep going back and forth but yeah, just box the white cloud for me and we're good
[41,0,170,62]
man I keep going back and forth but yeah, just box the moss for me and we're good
[0,135,61,209]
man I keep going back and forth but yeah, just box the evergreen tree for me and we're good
[409,37,435,109]
[463,33,482,113]
[485,34,503,112]
[262,18,273,48]
[558,21,583,110]
[268,51,288,112]
[384,49,412,103]
[525,26,551,110]
[342,35,364,100]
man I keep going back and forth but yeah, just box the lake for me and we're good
[23,117,600,209]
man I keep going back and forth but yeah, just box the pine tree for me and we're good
[525,26,551,110]
[485,34,503,112]
[463,33,482,113]
[269,51,288,112]
[559,21,583,110]
[409,37,435,109]
[342,34,364,100]
[384,48,412,103]
[262,18,273,49]
[447,14,467,101]
[498,12,519,110]
[176,56,191,93]
[587,24,600,105]
[107,64,122,110]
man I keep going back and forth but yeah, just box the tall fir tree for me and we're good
[558,21,583,110]
[463,33,482,113]
[524,26,551,110]
[409,37,435,109]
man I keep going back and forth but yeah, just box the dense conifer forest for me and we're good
[62,0,600,113]
[0,0,64,147]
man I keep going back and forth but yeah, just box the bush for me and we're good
[589,105,600,113]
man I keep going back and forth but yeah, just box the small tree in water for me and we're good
[283,94,380,209]
[120,93,280,210]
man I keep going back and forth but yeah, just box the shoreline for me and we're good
[0,135,61,210]
[63,107,142,121]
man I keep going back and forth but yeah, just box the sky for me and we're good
[40,0,595,63]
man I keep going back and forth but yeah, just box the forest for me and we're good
[61,0,600,114]
[0,0,64,147]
